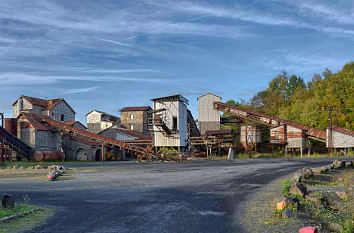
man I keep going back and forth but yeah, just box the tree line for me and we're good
[224,62,354,131]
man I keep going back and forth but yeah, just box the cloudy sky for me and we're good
[0,0,353,123]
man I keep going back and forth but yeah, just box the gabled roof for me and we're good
[197,93,222,100]
[17,113,55,131]
[13,96,76,113]
[99,126,151,140]
[120,106,152,112]
[65,121,87,129]
[151,94,188,105]
[86,110,119,119]
[328,126,354,137]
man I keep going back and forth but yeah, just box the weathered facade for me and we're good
[99,126,151,141]
[86,110,120,134]
[240,125,262,150]
[327,126,354,148]
[13,96,75,122]
[152,95,188,148]
[198,94,221,135]
[120,106,152,136]
[65,121,87,131]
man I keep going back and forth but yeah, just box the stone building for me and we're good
[65,121,87,131]
[13,96,75,122]
[120,106,152,136]
[86,110,120,134]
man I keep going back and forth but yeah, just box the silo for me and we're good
[198,94,221,135]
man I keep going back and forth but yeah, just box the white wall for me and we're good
[327,129,354,148]
[153,100,187,147]
[198,94,221,122]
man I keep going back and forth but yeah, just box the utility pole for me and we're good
[0,113,4,164]
[327,107,333,154]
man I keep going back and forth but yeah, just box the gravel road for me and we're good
[0,158,339,233]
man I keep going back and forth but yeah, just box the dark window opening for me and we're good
[61,114,65,121]
[172,117,178,130]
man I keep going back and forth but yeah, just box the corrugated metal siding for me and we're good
[327,129,354,148]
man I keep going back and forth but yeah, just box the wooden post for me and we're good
[285,145,288,157]
[300,145,303,157]
[101,142,105,162]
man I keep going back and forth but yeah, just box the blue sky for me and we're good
[0,0,353,124]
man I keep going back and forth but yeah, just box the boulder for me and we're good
[2,194,15,209]
[328,222,343,232]
[291,168,314,182]
[58,166,66,174]
[35,165,43,169]
[299,226,318,233]
[332,160,344,169]
[283,196,300,209]
[344,161,353,168]
[290,182,308,197]
[282,209,295,219]
[48,165,57,170]
[12,165,18,169]
[311,167,322,174]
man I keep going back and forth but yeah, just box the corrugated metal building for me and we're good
[198,93,221,135]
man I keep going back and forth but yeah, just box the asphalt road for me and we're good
[0,158,341,233]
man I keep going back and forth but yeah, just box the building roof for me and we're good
[151,94,189,105]
[13,96,76,113]
[197,93,222,100]
[65,121,87,129]
[17,113,55,131]
[85,110,119,119]
[120,106,152,112]
[99,126,151,140]
[328,126,354,137]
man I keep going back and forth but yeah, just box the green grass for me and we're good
[0,207,54,233]
[0,203,40,219]
[281,179,292,196]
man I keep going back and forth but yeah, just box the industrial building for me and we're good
[120,106,152,136]
[1,93,353,162]
[86,110,120,134]
[198,93,221,135]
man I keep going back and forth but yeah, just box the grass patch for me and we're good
[0,203,40,219]
[281,179,292,196]
[0,207,54,233]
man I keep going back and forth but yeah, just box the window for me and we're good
[172,117,178,130]
[130,114,134,120]
[130,125,134,130]
[61,114,65,121]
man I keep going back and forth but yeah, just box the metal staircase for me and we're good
[0,126,33,160]
[187,110,200,137]
[153,114,172,135]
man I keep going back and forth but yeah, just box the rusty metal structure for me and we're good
[37,117,155,161]
[214,101,326,142]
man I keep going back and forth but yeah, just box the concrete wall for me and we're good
[327,129,354,148]
[61,135,99,160]
[153,100,187,147]
[198,94,221,135]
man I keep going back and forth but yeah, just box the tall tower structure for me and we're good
[198,93,221,135]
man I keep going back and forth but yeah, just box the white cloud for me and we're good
[0,73,180,85]
[62,86,99,94]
